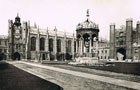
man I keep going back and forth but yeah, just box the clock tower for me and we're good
[8,14,26,60]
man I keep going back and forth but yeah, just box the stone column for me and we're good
[110,23,115,59]
[54,29,57,61]
[72,33,75,60]
[137,22,140,61]
[89,37,92,53]
[36,26,40,61]
[40,53,42,60]
[96,40,99,59]
[79,39,80,54]
[126,19,133,60]
[76,39,78,57]
[76,39,78,53]
[137,22,140,45]
[139,47,140,60]
[80,38,83,56]
[63,32,66,61]
[8,20,13,60]
[45,29,50,60]
[25,21,30,60]
[84,45,86,53]
[82,38,84,54]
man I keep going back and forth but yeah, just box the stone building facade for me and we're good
[0,35,8,60]
[8,14,75,61]
[110,19,140,61]
[7,11,110,61]
[98,40,110,61]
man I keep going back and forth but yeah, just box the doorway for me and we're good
[117,48,126,60]
[13,52,20,60]
[42,54,45,60]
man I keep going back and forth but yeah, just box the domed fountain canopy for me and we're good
[76,9,99,31]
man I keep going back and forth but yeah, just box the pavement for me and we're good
[9,61,140,90]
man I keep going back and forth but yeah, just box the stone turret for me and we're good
[109,23,115,59]
[126,18,133,60]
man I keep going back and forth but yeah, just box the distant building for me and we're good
[110,19,140,61]
[6,10,110,61]
[0,35,8,60]
[98,40,110,61]
[8,14,75,61]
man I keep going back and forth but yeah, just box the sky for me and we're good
[0,0,140,40]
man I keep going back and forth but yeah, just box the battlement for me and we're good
[126,18,133,21]
[110,23,115,26]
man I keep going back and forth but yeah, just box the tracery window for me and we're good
[31,37,36,51]
[57,39,61,52]
[49,39,53,52]
[40,38,45,51]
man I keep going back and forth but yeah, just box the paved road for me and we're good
[9,61,140,90]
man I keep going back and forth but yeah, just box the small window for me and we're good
[5,41,7,45]
[0,49,2,53]
[102,50,104,53]
[119,32,123,37]
[135,49,138,53]
[19,45,20,49]
[105,50,107,53]
[23,45,25,48]
[16,44,18,49]
[4,49,7,53]
[106,56,108,59]
[104,56,106,59]
[101,56,102,59]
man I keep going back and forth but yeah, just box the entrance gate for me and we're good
[117,48,126,60]
[13,52,20,60]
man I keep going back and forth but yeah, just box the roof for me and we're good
[76,10,99,30]
[0,35,8,39]
[76,20,98,30]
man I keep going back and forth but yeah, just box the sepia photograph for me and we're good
[0,0,140,90]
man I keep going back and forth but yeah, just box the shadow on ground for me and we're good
[0,61,63,90]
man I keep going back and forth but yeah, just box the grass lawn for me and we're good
[45,64,140,83]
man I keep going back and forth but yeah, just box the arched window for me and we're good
[74,41,76,52]
[83,33,90,48]
[40,38,45,51]
[92,34,97,46]
[49,39,53,52]
[31,37,36,51]
[83,33,90,42]
[119,32,123,37]
[67,40,71,52]
[57,39,61,52]
[77,34,81,47]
